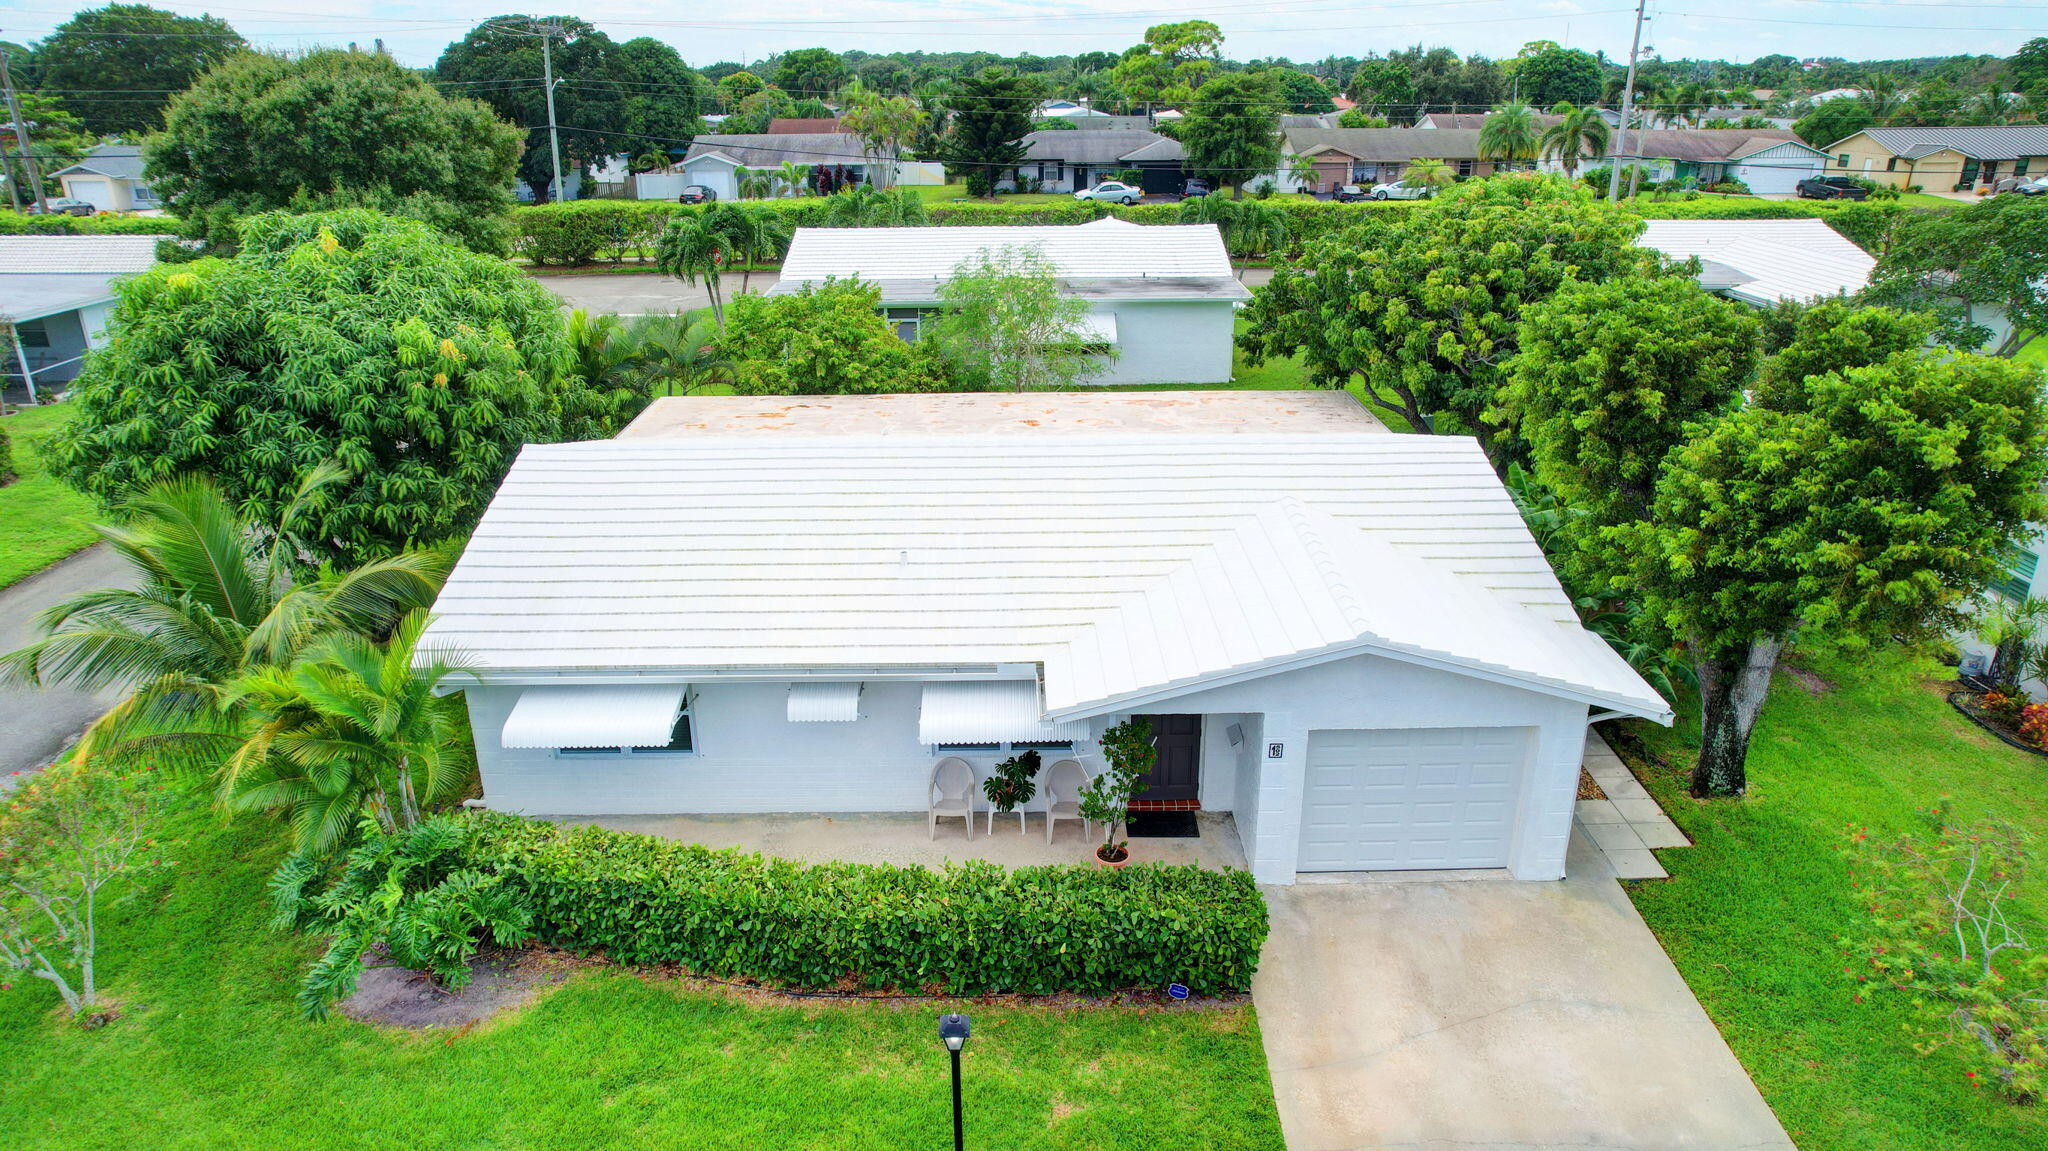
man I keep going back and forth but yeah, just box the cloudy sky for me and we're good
[5,0,2040,69]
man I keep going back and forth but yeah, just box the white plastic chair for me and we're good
[928,757,976,840]
[1042,758,1092,845]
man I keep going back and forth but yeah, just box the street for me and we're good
[0,543,129,786]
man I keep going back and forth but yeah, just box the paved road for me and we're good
[0,544,129,785]
[533,266,1273,316]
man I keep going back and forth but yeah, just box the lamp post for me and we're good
[939,1013,971,1151]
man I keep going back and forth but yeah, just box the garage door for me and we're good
[1299,727,1528,871]
[1731,161,1811,196]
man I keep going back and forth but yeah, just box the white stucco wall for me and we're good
[1134,653,1593,884]
[1090,300,1236,386]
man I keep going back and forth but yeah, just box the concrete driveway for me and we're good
[1254,833,1793,1151]
[0,544,129,785]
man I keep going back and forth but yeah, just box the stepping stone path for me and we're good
[1574,733,1689,879]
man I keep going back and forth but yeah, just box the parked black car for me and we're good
[1796,175,1869,201]
[1331,183,1370,202]
[678,185,718,204]
[1180,178,1211,199]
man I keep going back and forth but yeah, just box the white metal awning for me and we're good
[501,684,688,749]
[788,682,862,722]
[918,681,1088,745]
[1076,312,1118,345]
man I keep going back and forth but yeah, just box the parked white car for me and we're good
[1073,181,1143,205]
[1368,180,1434,201]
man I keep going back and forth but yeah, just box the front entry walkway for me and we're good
[1253,833,1793,1151]
[543,810,1249,871]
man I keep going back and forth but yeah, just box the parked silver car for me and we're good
[1368,180,1433,201]
[1073,180,1142,205]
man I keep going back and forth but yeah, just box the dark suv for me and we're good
[677,185,718,204]
[1331,183,1370,202]
[1796,175,1869,200]
[1180,178,1211,199]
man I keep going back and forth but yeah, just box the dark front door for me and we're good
[1135,714,1201,801]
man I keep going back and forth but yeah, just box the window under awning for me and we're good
[918,681,1089,745]
[501,684,688,749]
[788,682,862,723]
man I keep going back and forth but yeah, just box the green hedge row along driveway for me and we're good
[1624,648,2048,1151]
[0,800,1287,1151]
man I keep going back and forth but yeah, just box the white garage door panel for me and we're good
[1300,727,1529,871]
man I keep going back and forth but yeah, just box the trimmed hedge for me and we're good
[0,210,179,236]
[470,812,1269,995]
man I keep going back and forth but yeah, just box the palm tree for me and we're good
[655,215,734,325]
[775,160,814,196]
[1864,74,1909,120]
[219,612,473,855]
[0,470,445,765]
[1971,85,2023,125]
[1540,102,1611,178]
[818,184,930,226]
[1478,99,1541,170]
[711,203,791,296]
[735,166,775,200]
[621,313,734,397]
[1403,157,1455,191]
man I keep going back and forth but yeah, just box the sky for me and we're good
[1,0,2040,71]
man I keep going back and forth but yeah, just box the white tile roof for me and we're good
[0,235,164,275]
[776,217,1237,283]
[422,421,1669,722]
[1636,219,1874,306]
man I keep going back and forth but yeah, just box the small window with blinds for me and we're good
[1994,547,2039,602]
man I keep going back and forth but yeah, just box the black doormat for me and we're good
[1126,811,1199,838]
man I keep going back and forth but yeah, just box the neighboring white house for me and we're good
[765,217,1250,386]
[417,391,1671,885]
[660,133,878,201]
[47,144,161,214]
[1635,218,1874,306]
[0,234,163,401]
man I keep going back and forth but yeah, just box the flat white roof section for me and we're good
[919,681,1089,745]
[787,681,862,723]
[500,684,687,749]
[620,391,1388,439]
[1636,219,1875,306]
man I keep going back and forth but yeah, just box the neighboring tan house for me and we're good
[0,234,165,401]
[417,390,1669,885]
[766,217,1248,385]
[1635,219,1874,306]
[1824,126,2048,192]
[48,144,161,214]
[1276,127,1494,192]
[1008,130,1187,193]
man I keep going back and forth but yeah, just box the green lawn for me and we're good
[0,402,99,589]
[0,796,1286,1151]
[1891,191,1967,210]
[1621,647,2048,1151]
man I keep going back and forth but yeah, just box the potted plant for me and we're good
[981,748,1042,833]
[1080,718,1155,867]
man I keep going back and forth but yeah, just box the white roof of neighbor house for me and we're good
[620,391,1389,438]
[421,395,1670,723]
[1636,219,1874,306]
[769,217,1250,304]
[0,234,166,323]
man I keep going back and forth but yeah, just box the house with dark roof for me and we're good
[767,117,848,134]
[1826,125,2048,191]
[664,133,880,200]
[1006,130,1188,194]
[47,144,160,214]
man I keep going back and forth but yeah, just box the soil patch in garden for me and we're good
[341,945,591,1029]
[1577,770,1606,801]
[1784,665,1836,696]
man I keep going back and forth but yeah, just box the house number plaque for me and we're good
[1266,742,1285,759]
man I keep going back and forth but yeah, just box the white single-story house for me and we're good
[1006,130,1187,194]
[418,391,1670,885]
[655,133,879,201]
[1590,130,1826,194]
[1635,218,1874,306]
[47,144,162,214]
[0,234,163,401]
[765,217,1250,386]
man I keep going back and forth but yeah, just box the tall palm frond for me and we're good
[1540,102,1611,178]
[1478,100,1542,168]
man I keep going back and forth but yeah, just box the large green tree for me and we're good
[715,280,944,395]
[435,18,705,201]
[1507,42,1603,108]
[1866,195,2047,358]
[943,69,1043,197]
[1622,351,2048,795]
[1178,72,1282,198]
[772,48,850,100]
[931,246,1108,391]
[1343,57,1416,117]
[1794,99,1875,149]
[52,211,608,564]
[32,4,246,135]
[0,93,88,204]
[146,49,521,253]
[1265,68,1336,114]
[1496,274,1760,533]
[1108,21,1223,111]
[1239,174,1652,441]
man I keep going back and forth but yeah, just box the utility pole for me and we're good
[0,38,48,215]
[537,20,567,205]
[1607,0,1648,203]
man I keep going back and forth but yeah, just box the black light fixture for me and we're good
[939,1013,971,1151]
